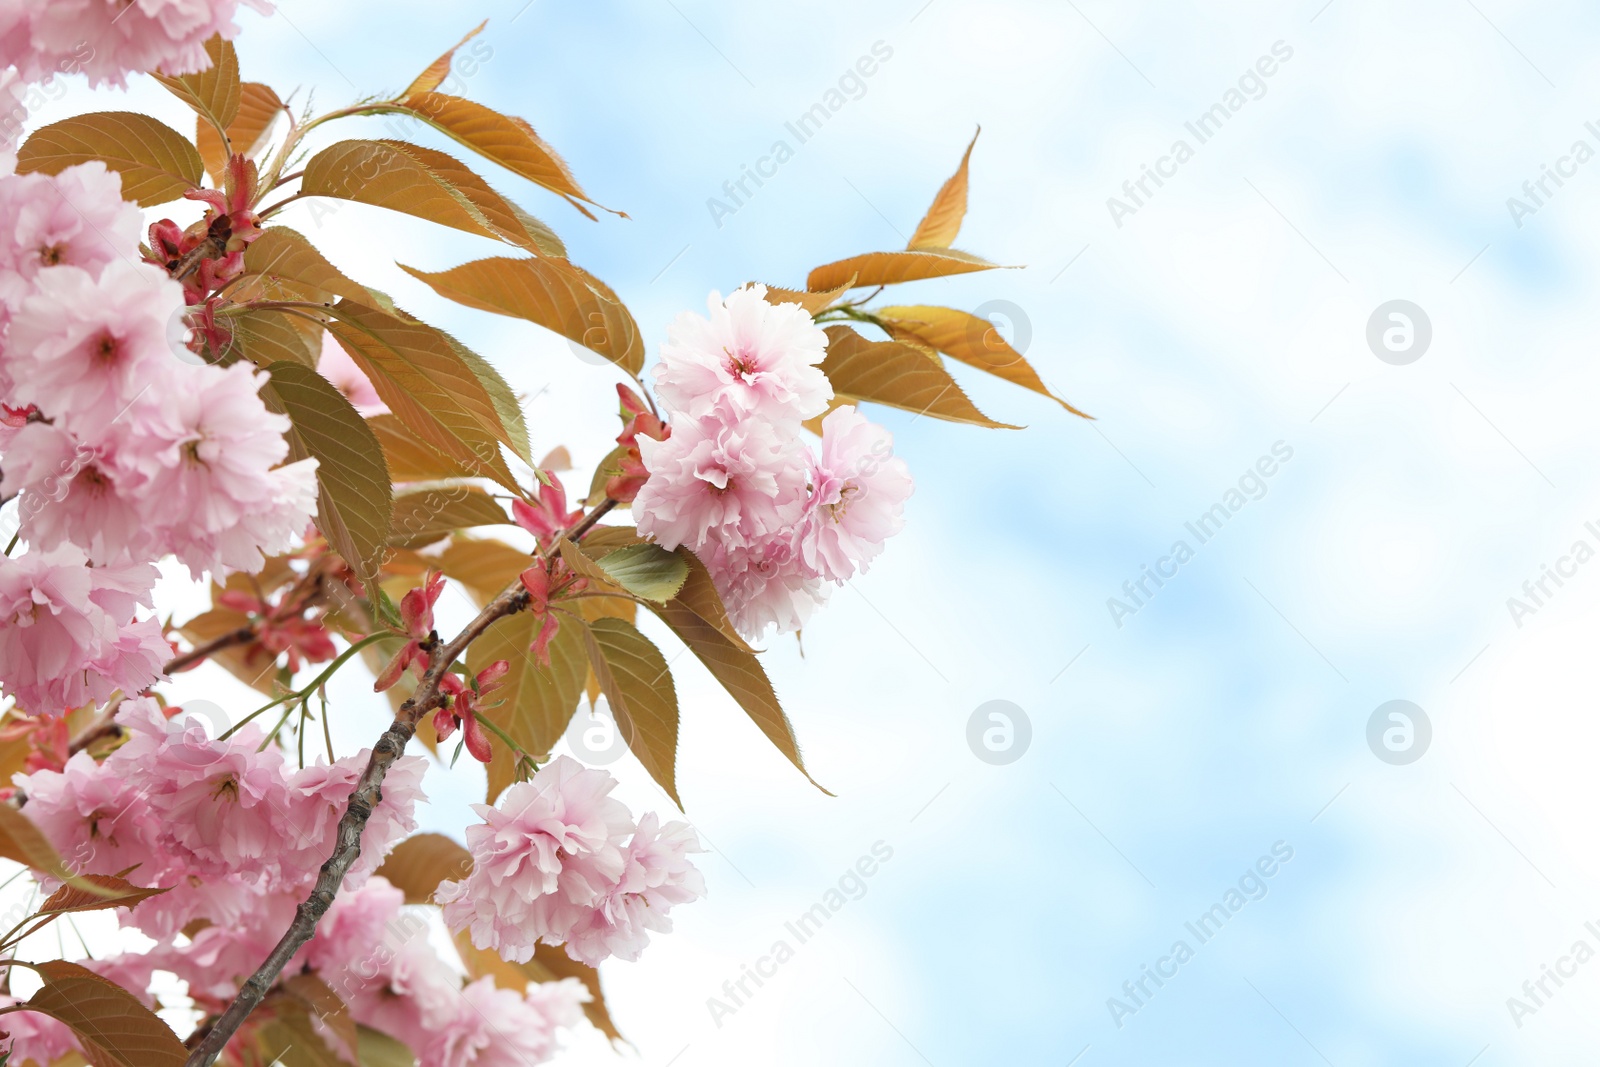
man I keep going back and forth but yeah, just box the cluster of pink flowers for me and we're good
[634,284,914,638]
[0,156,316,715]
[0,0,271,90]
[437,755,705,967]
[18,696,428,940]
[90,876,586,1067]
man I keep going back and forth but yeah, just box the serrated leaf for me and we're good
[580,618,680,806]
[437,328,533,463]
[301,140,564,257]
[875,305,1090,418]
[374,833,472,904]
[592,543,687,604]
[671,548,752,652]
[33,875,168,921]
[324,301,519,491]
[240,228,395,311]
[257,995,350,1067]
[908,127,979,250]
[373,93,618,220]
[264,361,393,587]
[399,257,643,374]
[16,112,204,206]
[224,307,324,368]
[368,415,472,484]
[435,536,530,607]
[389,486,509,548]
[757,277,855,315]
[469,612,586,803]
[200,82,286,183]
[819,325,1019,428]
[649,603,827,793]
[154,36,240,137]
[23,960,186,1067]
[403,20,489,99]
[807,247,1006,293]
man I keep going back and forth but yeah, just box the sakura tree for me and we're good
[0,5,1083,1067]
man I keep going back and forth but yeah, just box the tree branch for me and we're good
[164,627,255,675]
[181,579,531,1067]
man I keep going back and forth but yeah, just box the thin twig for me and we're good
[164,628,255,675]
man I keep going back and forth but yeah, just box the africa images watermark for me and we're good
[1505,919,1600,1029]
[706,40,895,230]
[1107,840,1296,1030]
[1504,516,1600,628]
[1107,441,1295,628]
[1504,119,1600,229]
[706,840,896,1028]
[1106,40,1295,229]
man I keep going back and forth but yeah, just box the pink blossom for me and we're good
[4,262,182,439]
[0,547,167,715]
[437,755,633,964]
[702,534,826,640]
[425,977,585,1067]
[318,333,388,415]
[800,406,913,582]
[133,361,319,574]
[0,164,142,302]
[555,813,705,966]
[654,284,832,426]
[0,994,80,1065]
[0,420,153,565]
[284,752,427,887]
[634,412,807,553]
[12,748,164,878]
[5,0,273,89]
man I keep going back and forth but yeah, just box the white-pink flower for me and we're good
[701,533,826,640]
[634,412,807,553]
[5,261,181,439]
[426,977,586,1067]
[437,755,634,964]
[133,361,319,574]
[285,752,427,887]
[0,547,167,715]
[654,283,832,426]
[556,812,705,966]
[799,406,913,582]
[4,0,273,89]
[0,164,142,302]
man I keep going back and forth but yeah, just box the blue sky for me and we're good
[21,0,1600,1063]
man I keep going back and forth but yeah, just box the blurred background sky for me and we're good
[17,0,1600,1063]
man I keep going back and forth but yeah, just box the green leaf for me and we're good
[300,140,565,257]
[369,415,473,484]
[579,618,681,806]
[399,257,644,374]
[649,603,829,794]
[436,327,533,464]
[16,112,204,207]
[280,975,357,1065]
[469,612,587,803]
[389,485,509,548]
[256,995,350,1067]
[374,832,473,904]
[153,35,240,137]
[22,960,186,1067]
[324,301,520,491]
[593,544,687,604]
[371,93,619,220]
[819,325,1019,429]
[263,361,393,587]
